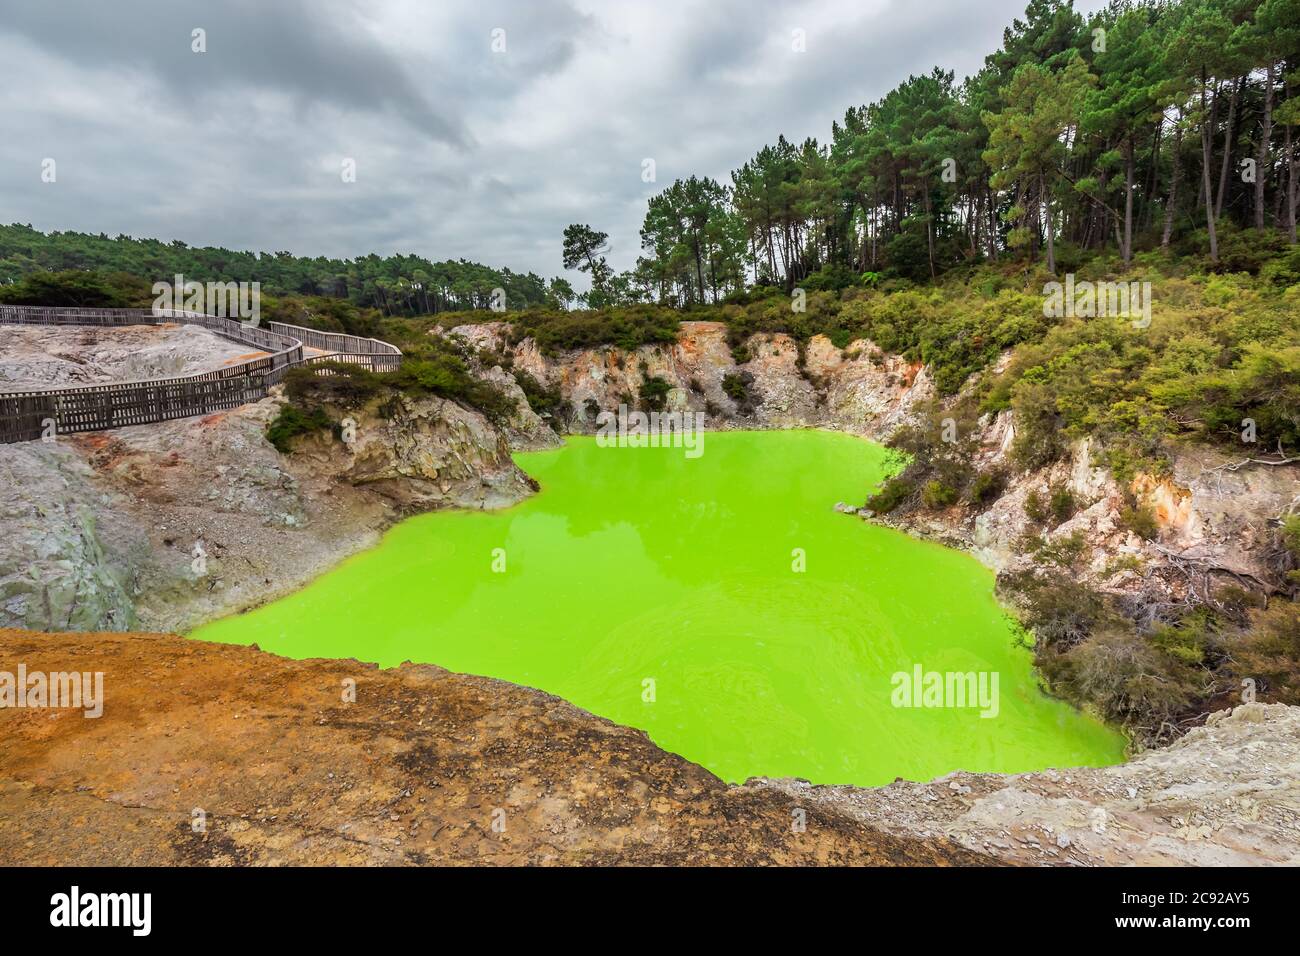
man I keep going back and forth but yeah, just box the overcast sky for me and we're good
[0,0,1109,284]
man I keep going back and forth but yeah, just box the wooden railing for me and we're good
[267,321,401,367]
[0,305,402,443]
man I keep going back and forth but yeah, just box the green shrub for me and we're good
[504,306,680,354]
[1049,485,1076,523]
[638,375,672,411]
[385,356,516,421]
[999,567,1111,650]
[968,470,1006,506]
[864,476,914,515]
[514,369,564,420]
[284,364,383,406]
[1118,502,1159,541]
[1010,380,1067,469]
[266,403,333,452]
[999,568,1219,745]
[721,372,749,404]
[1230,601,1300,703]
[921,480,958,509]
[1032,530,1089,569]
[1283,515,1300,560]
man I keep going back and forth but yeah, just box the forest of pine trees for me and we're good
[5,0,1298,313]
[0,222,559,315]
[592,0,1299,305]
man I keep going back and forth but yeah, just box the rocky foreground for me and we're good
[0,628,981,866]
[4,628,1297,866]
[758,702,1300,866]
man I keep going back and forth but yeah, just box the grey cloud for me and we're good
[1,0,469,145]
[0,0,1114,286]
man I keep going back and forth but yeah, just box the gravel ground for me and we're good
[0,323,257,389]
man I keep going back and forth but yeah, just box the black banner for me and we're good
[0,865,1275,942]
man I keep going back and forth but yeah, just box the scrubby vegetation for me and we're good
[1001,546,1300,747]
[265,336,517,450]
[513,368,565,421]
[266,403,333,454]
[502,306,681,354]
[638,375,673,412]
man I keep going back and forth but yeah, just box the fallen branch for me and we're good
[1148,542,1274,598]
[1194,443,1299,495]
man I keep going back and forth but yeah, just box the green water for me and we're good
[192,431,1125,786]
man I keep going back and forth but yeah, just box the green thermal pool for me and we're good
[192,430,1126,786]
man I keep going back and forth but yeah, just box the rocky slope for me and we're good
[875,405,1299,608]
[449,321,1297,608]
[0,627,982,866]
[0,387,535,635]
[757,701,1300,866]
[449,320,934,439]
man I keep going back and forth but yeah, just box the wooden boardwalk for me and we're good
[0,305,401,444]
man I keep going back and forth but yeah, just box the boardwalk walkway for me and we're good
[0,305,401,443]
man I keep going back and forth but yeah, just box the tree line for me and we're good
[566,0,1299,306]
[0,222,561,315]
[6,1,1296,314]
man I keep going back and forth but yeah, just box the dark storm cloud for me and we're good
[1,0,468,144]
[0,0,1111,284]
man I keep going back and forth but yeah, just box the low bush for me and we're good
[968,470,1006,506]
[639,375,673,411]
[1118,502,1159,541]
[921,480,958,509]
[864,476,914,515]
[721,372,750,404]
[514,369,565,420]
[502,306,680,354]
[1049,485,1076,523]
[266,403,333,452]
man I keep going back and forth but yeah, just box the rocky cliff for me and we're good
[448,320,1297,609]
[876,404,1298,608]
[449,320,933,438]
[0,387,536,635]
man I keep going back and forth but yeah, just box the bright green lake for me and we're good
[192,431,1125,786]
